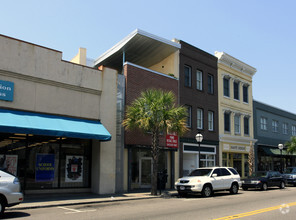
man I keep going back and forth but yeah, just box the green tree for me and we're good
[123,89,188,195]
[286,136,296,154]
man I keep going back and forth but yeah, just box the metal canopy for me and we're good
[94,29,180,71]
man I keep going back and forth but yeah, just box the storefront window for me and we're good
[0,133,91,190]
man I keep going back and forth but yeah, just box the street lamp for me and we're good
[195,133,203,168]
[278,144,284,173]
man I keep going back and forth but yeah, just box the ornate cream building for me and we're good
[215,52,257,178]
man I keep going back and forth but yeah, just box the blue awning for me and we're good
[0,109,111,141]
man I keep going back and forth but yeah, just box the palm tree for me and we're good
[123,89,188,195]
[286,136,296,154]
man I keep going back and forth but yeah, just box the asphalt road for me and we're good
[4,187,296,220]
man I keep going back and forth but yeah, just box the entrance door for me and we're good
[139,157,152,188]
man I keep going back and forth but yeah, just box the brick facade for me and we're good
[124,63,178,147]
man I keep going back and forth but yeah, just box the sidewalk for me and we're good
[8,190,177,211]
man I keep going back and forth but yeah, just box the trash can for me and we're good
[157,169,168,190]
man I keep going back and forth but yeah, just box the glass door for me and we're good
[139,157,152,188]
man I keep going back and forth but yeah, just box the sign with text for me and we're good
[166,134,178,148]
[0,80,14,102]
[35,154,55,182]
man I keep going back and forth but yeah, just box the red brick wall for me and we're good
[124,63,178,147]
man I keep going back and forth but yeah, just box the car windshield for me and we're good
[189,169,212,177]
[284,168,295,174]
[250,171,267,177]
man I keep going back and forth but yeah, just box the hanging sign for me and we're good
[166,134,178,148]
[0,80,14,102]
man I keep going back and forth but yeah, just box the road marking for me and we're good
[58,206,96,214]
[213,201,296,219]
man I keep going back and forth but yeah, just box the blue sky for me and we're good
[1,0,296,114]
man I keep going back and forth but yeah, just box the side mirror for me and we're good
[212,173,218,177]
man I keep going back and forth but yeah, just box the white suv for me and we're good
[175,167,241,197]
[0,170,23,215]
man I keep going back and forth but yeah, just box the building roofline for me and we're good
[94,29,180,66]
[0,34,62,54]
[215,51,257,77]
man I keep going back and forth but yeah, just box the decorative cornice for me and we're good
[215,51,257,77]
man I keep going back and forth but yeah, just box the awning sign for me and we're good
[166,134,178,148]
[0,80,14,102]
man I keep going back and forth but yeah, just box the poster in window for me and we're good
[35,154,55,182]
[65,155,83,182]
[0,155,18,176]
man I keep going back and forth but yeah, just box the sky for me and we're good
[1,0,296,114]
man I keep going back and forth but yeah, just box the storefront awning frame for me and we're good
[0,109,111,141]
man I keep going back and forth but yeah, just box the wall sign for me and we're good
[0,80,14,102]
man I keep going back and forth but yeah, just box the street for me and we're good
[5,187,296,220]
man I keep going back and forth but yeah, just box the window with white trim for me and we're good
[224,112,231,132]
[243,84,249,103]
[185,105,192,128]
[272,120,279,133]
[283,123,288,135]
[244,117,249,135]
[184,65,192,87]
[196,70,203,91]
[223,77,230,97]
[200,154,215,167]
[260,117,267,130]
[208,111,214,131]
[292,125,296,136]
[197,108,203,129]
[233,81,240,100]
[234,114,241,134]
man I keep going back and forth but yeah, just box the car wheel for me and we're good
[242,186,248,191]
[280,181,285,189]
[178,192,187,197]
[0,198,5,216]
[201,185,213,197]
[230,183,239,194]
[261,183,268,191]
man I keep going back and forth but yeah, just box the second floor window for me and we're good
[234,114,240,134]
[223,77,230,97]
[292,125,296,136]
[197,108,203,129]
[243,85,249,103]
[196,70,203,90]
[184,65,192,87]
[283,123,288,134]
[208,111,214,131]
[224,112,231,132]
[244,117,249,135]
[208,74,214,94]
[272,120,279,133]
[233,81,240,100]
[260,117,267,130]
[185,105,192,128]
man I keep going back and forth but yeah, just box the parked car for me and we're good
[241,171,286,191]
[174,167,241,197]
[0,170,23,215]
[282,167,296,186]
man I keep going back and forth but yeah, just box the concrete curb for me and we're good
[7,193,172,211]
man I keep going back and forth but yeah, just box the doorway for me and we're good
[139,157,152,188]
